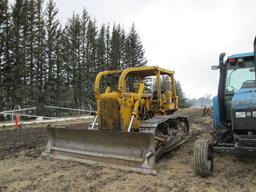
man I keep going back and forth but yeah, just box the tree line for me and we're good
[0,0,190,114]
[0,0,147,112]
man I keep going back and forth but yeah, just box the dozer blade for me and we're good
[42,125,156,175]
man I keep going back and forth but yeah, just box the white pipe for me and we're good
[0,112,56,119]
[128,115,135,132]
[45,105,96,113]
[91,115,98,130]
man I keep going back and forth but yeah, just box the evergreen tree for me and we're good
[26,0,35,104]
[105,23,111,70]
[54,26,74,109]
[119,27,126,69]
[20,0,31,106]
[85,19,97,106]
[54,28,69,107]
[124,24,147,68]
[176,81,191,108]
[110,24,121,69]
[96,24,106,71]
[34,0,46,110]
[11,0,28,107]
[80,9,89,108]
[45,0,61,105]
[0,0,11,109]
[63,14,83,107]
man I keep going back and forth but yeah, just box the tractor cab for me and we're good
[213,52,256,145]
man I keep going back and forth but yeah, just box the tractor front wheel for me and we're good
[193,139,214,177]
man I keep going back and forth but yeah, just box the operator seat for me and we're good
[241,80,256,89]
[104,86,112,93]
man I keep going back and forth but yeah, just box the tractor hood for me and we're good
[232,88,256,110]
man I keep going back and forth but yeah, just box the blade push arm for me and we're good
[128,82,145,132]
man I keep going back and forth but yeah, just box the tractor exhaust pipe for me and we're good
[253,36,256,87]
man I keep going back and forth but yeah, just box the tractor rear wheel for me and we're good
[194,139,214,177]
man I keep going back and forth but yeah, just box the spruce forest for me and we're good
[0,0,188,114]
[0,0,148,112]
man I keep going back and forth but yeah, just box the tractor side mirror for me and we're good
[211,65,219,70]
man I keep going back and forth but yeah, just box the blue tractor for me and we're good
[194,38,256,176]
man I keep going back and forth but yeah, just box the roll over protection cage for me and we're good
[94,66,177,109]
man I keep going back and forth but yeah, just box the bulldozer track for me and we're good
[140,115,174,132]
[140,114,189,158]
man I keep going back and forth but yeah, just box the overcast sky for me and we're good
[15,0,256,98]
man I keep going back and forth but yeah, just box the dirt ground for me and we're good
[0,109,256,192]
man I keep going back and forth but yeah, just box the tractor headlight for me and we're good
[252,111,256,117]
[235,112,246,118]
[246,112,252,117]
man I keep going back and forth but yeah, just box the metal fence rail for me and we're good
[0,112,56,119]
[45,105,96,114]
[0,105,95,126]
[1,107,37,113]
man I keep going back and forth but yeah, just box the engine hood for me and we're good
[232,88,256,110]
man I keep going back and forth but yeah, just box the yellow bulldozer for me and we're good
[42,66,189,174]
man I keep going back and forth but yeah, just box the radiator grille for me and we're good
[99,99,121,130]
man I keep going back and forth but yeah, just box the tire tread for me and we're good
[193,139,213,177]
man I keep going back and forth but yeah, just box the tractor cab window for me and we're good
[126,76,144,93]
[143,76,155,93]
[225,60,256,94]
[99,74,120,93]
[160,75,172,92]
[126,75,158,94]
[223,58,256,121]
